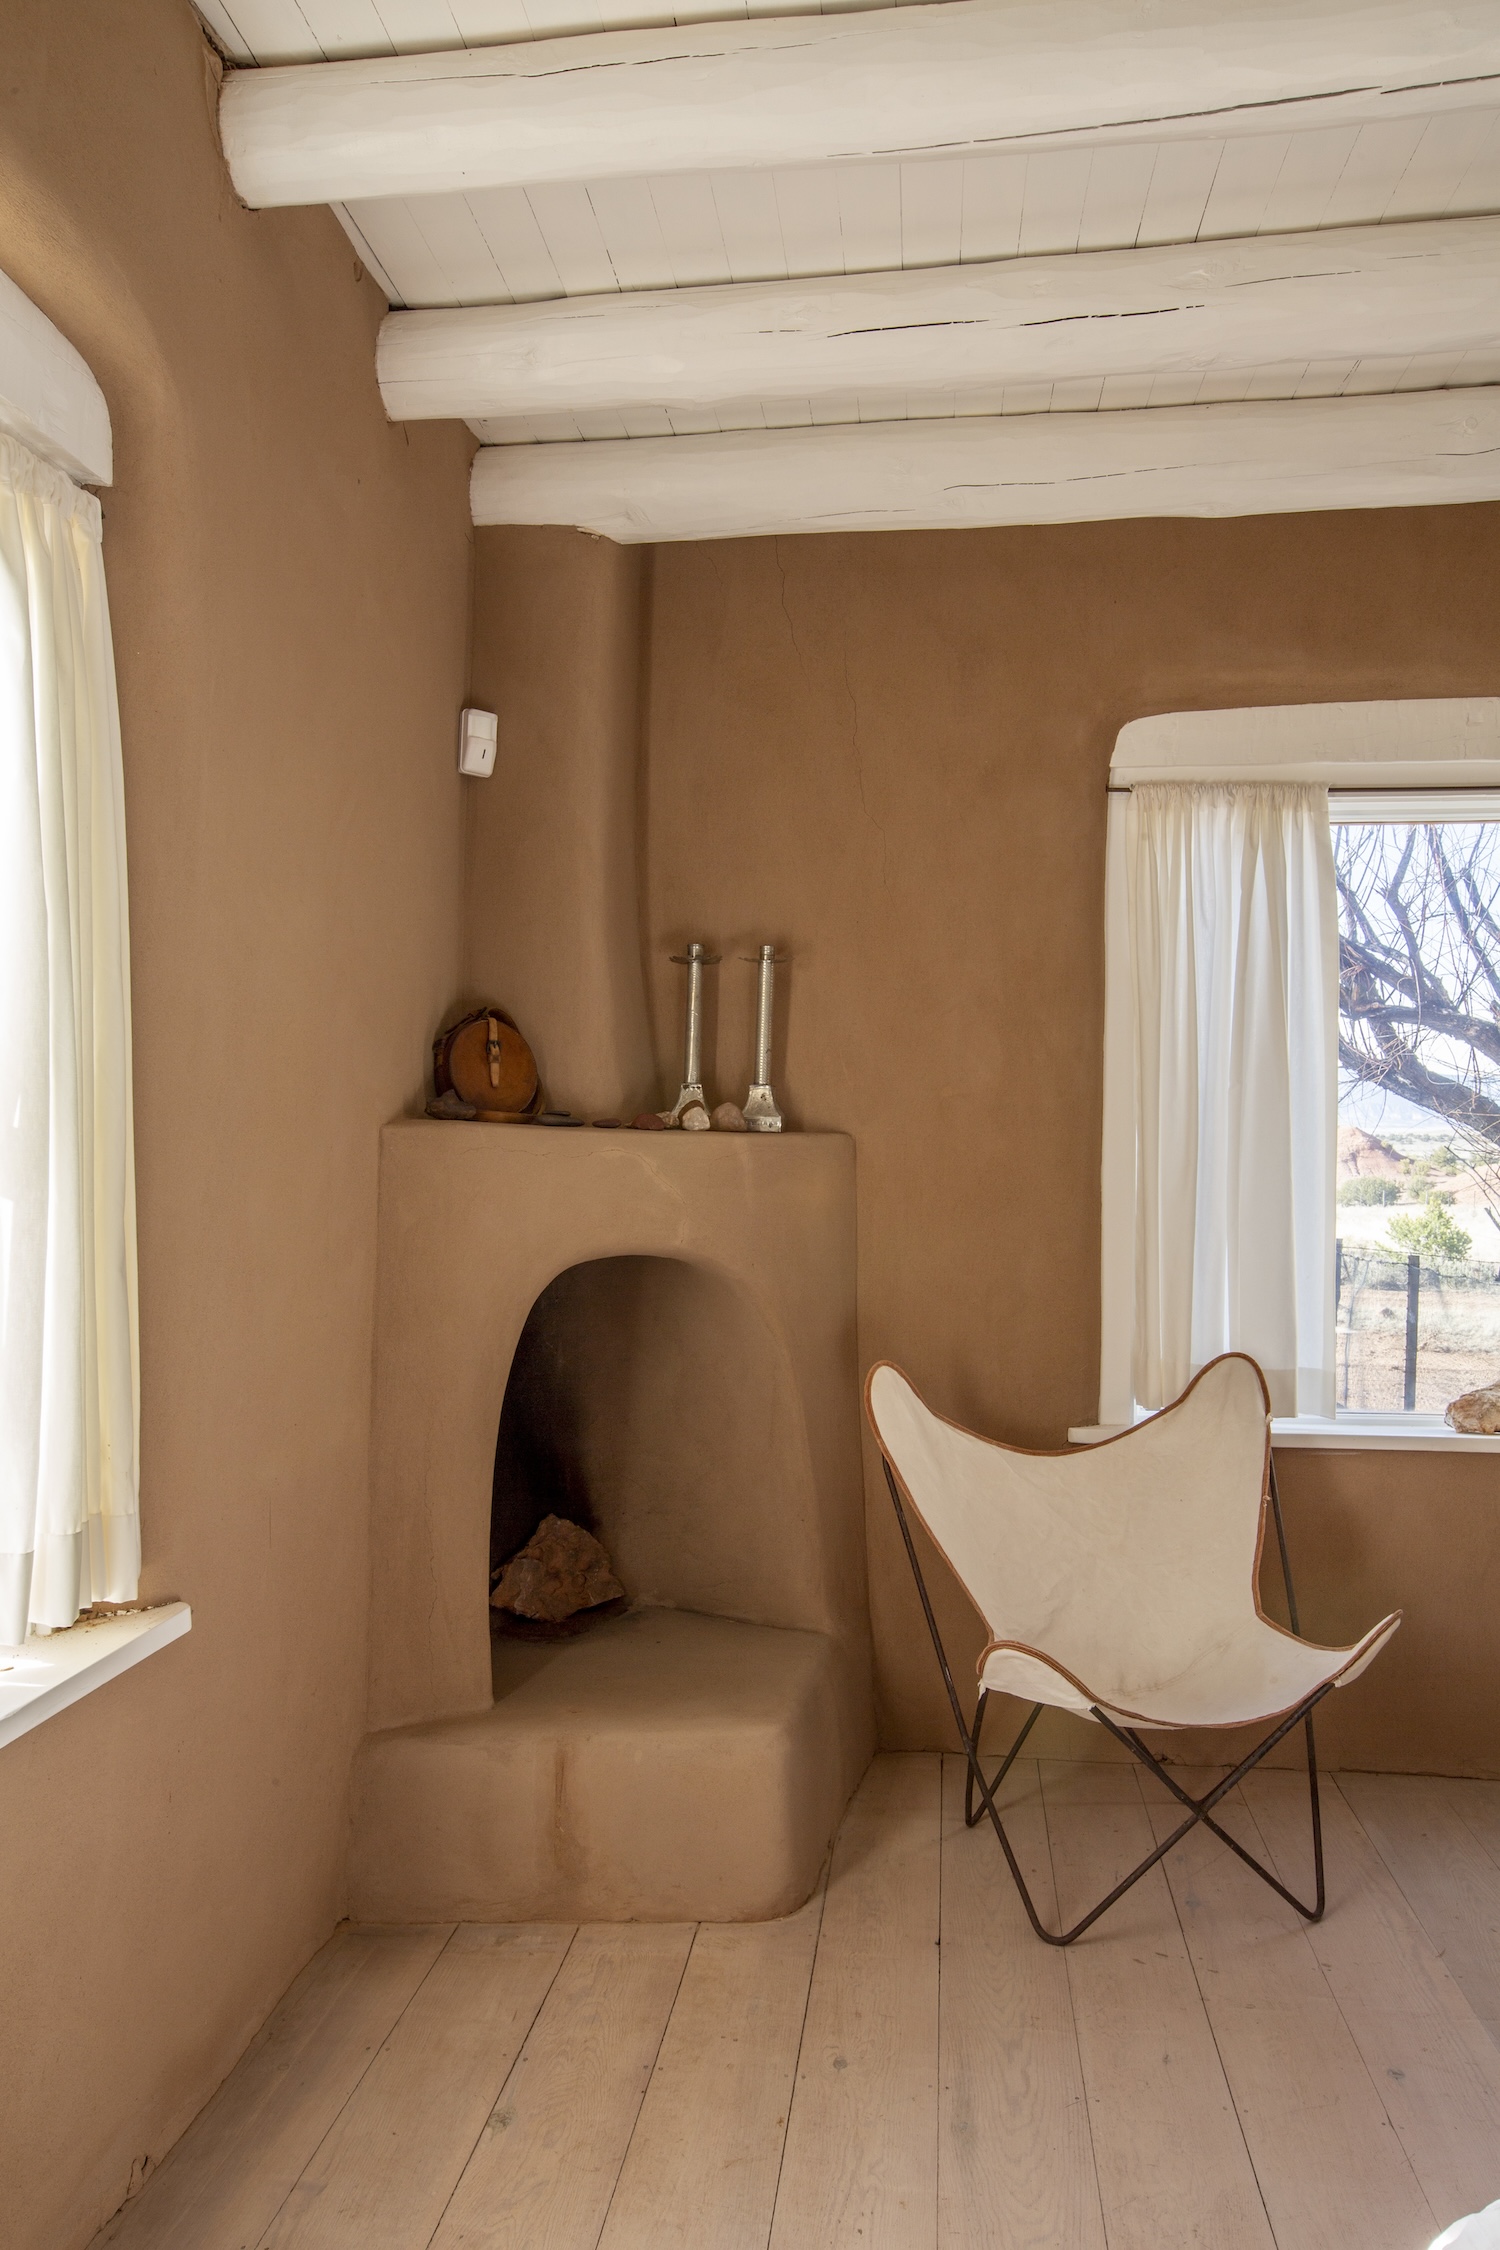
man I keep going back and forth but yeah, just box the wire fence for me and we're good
[1335,1240,1500,1412]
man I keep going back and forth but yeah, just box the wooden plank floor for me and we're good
[94,1755,1500,2250]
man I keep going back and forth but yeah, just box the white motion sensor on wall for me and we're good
[459,707,498,777]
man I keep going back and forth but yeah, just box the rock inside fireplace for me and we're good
[491,1513,625,1628]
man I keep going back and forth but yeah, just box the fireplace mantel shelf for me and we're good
[403,1119,847,1147]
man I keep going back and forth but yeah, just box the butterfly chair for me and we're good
[865,1352,1401,1946]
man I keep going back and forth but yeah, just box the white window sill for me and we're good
[1069,1416,1500,1452]
[0,1602,191,1749]
[1270,1414,1500,1451]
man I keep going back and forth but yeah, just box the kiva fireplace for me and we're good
[351,1122,874,1921]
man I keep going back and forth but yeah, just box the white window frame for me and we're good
[1083,698,1500,1452]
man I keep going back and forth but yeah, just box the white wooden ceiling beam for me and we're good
[379,214,1500,431]
[468,385,1500,541]
[221,0,1500,207]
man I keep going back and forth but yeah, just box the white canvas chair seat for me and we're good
[867,1353,1399,1733]
[980,1622,1393,1732]
[865,1351,1402,1944]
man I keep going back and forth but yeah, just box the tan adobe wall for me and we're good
[0,6,473,2246]
[634,510,1500,1772]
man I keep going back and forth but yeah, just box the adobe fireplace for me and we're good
[350,1123,874,1922]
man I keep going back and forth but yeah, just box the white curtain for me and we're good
[1128,781,1338,1419]
[0,433,139,1643]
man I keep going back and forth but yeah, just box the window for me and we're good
[1094,701,1500,1445]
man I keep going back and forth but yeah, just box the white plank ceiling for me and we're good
[195,0,941,65]
[195,0,1500,536]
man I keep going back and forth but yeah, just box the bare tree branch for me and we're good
[1338,1034,1500,1139]
[1434,830,1500,1012]
[1336,818,1500,1158]
[1340,942,1500,1068]
[1382,826,1450,1013]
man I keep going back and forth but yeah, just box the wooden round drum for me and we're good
[433,1006,542,1121]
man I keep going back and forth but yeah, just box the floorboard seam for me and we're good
[1151,1776,1281,2248]
[1043,1761,1119,2250]
[589,1922,701,2250]
[1332,1773,1500,2050]
[1330,1775,1450,1964]
[1047,1760,1111,2250]
[91,1930,381,2250]
[250,1923,463,2250]
[935,1753,947,2250]
[1444,1780,1500,1881]
[415,1924,581,2250]
[1302,1784,1445,2238]
[764,1848,833,2250]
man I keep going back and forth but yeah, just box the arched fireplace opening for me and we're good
[489,1253,824,1639]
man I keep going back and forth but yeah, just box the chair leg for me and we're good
[968,1684,1333,1943]
[1304,1714,1326,1921]
[965,1750,1222,1947]
[881,1456,1333,1944]
[964,1689,989,1826]
[1096,1698,1329,1921]
[964,1693,1044,1827]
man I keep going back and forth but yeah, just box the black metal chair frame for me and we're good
[882,1451,1327,1947]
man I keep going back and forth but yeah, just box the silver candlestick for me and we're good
[743,944,785,1132]
[669,942,719,1122]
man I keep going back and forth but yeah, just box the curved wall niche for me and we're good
[353,1123,874,1922]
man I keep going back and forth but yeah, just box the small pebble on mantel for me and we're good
[426,1088,477,1120]
[627,1105,788,1131]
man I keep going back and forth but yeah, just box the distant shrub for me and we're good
[1338,1177,1400,1206]
[1385,1197,1473,1263]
